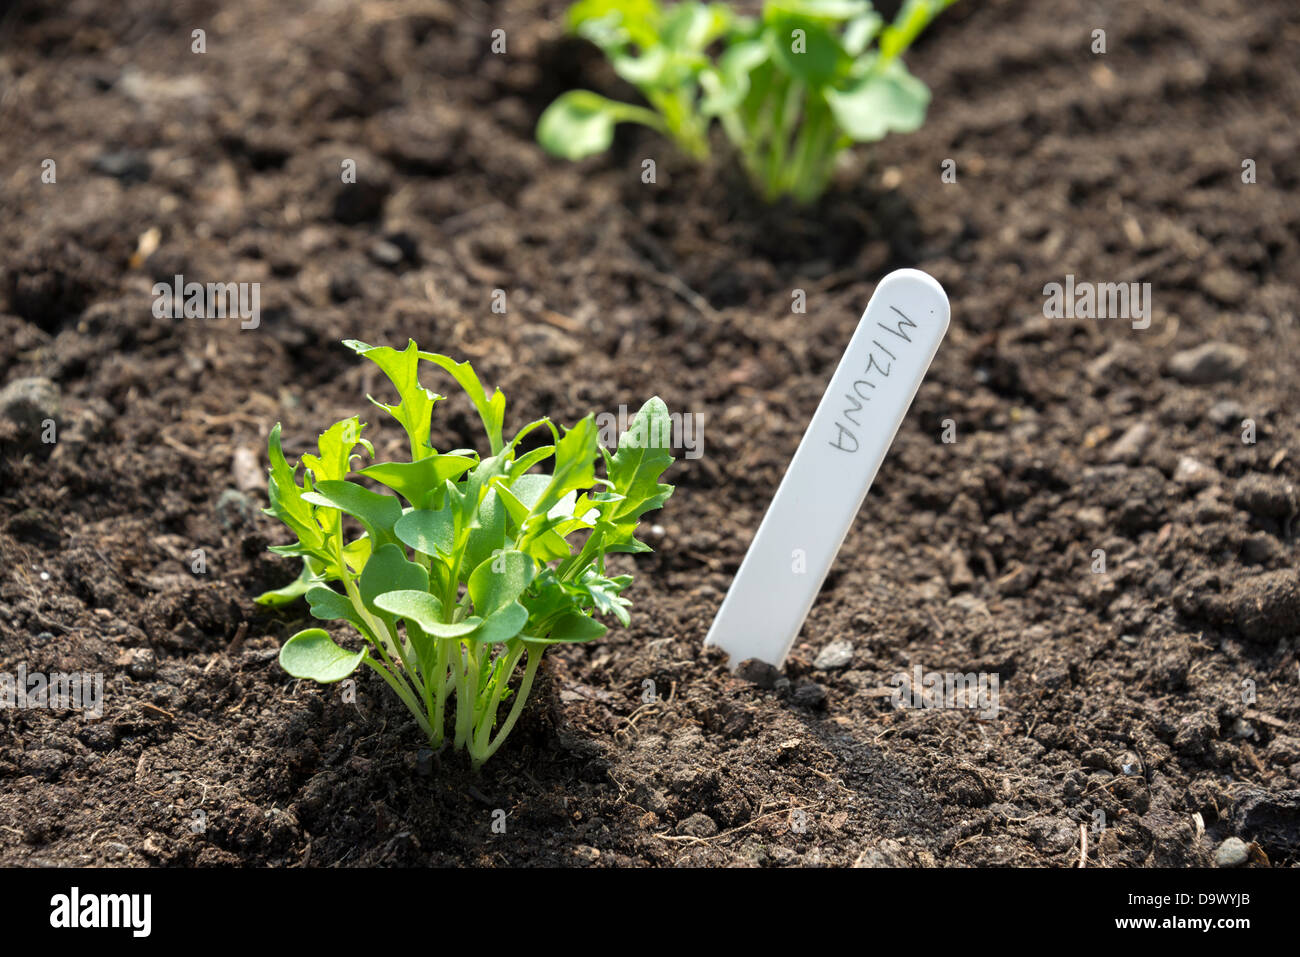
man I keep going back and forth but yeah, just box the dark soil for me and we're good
[1,0,1298,867]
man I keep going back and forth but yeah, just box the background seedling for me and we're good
[537,0,955,202]
[259,341,675,768]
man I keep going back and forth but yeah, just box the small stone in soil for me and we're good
[813,639,854,670]
[792,680,827,710]
[1213,837,1249,868]
[1233,473,1297,519]
[368,240,405,267]
[854,838,910,867]
[1207,399,1245,428]
[1173,456,1220,489]
[93,149,151,183]
[416,748,435,777]
[216,488,256,529]
[0,377,61,433]
[1166,343,1248,384]
[128,647,157,680]
[1107,421,1152,463]
[676,813,718,838]
[736,659,780,689]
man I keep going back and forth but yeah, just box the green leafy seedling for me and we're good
[259,341,675,769]
[537,0,954,203]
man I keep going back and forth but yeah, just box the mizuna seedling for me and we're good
[705,268,948,668]
[258,341,675,769]
[537,0,955,203]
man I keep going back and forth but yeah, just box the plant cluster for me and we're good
[537,0,955,203]
[258,340,674,768]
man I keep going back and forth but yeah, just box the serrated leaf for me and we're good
[279,628,365,683]
[417,351,507,456]
[302,416,368,485]
[530,416,599,519]
[572,570,633,627]
[359,454,476,509]
[343,339,441,457]
[265,423,325,554]
[510,444,556,479]
[492,478,574,563]
[600,396,675,549]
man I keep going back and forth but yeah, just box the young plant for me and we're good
[537,0,955,203]
[257,340,674,769]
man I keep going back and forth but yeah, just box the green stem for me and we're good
[432,638,451,746]
[472,643,526,756]
[474,646,544,770]
[453,641,473,749]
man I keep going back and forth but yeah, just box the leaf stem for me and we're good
[474,645,544,770]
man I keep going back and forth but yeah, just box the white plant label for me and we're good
[705,268,950,669]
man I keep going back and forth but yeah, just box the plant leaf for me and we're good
[303,480,403,547]
[463,489,509,582]
[825,58,930,142]
[418,352,507,456]
[373,589,482,639]
[492,478,574,562]
[572,570,633,627]
[343,339,441,457]
[468,550,536,618]
[254,557,321,606]
[358,543,431,632]
[279,628,365,683]
[765,12,850,87]
[536,612,608,645]
[305,584,367,632]
[359,455,476,509]
[536,91,665,161]
[600,396,675,550]
[264,423,325,554]
[528,415,599,519]
[302,416,369,485]
[701,39,769,115]
[395,507,457,559]
[473,603,529,645]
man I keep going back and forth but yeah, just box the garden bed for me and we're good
[1,0,1298,866]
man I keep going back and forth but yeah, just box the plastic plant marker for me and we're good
[704,268,950,669]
